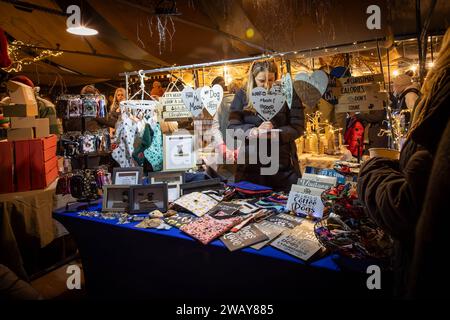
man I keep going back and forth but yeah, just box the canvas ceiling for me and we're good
[1,0,449,87]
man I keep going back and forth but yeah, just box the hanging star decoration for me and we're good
[2,40,63,73]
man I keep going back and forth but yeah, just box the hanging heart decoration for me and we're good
[281,73,293,109]
[200,84,223,117]
[250,84,286,121]
[294,70,329,109]
[181,86,203,118]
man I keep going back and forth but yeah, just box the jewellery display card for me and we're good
[221,224,269,252]
[180,214,243,245]
[270,220,322,261]
[301,173,337,186]
[129,184,168,214]
[251,220,288,250]
[173,192,219,217]
[265,213,304,229]
[297,178,335,191]
[164,212,198,228]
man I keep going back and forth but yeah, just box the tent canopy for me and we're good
[1,0,449,86]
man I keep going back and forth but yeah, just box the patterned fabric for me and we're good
[180,214,243,245]
[112,117,137,167]
[143,123,163,171]
[173,192,219,217]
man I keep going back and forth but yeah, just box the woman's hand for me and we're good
[248,127,259,138]
[258,121,274,131]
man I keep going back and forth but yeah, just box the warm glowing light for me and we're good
[393,70,399,76]
[67,26,98,36]
[428,61,434,68]
[245,28,254,39]
[410,64,418,72]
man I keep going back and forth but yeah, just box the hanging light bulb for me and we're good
[67,26,98,36]
[66,5,98,36]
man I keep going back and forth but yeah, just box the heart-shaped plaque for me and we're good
[281,73,293,109]
[294,70,329,109]
[200,84,223,117]
[181,86,203,118]
[250,84,286,121]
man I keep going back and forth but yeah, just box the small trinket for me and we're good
[148,210,164,218]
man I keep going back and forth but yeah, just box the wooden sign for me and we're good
[200,85,223,117]
[335,99,385,113]
[333,82,387,113]
[162,110,192,120]
[294,70,328,109]
[265,213,304,229]
[251,220,287,250]
[337,73,384,86]
[270,220,322,261]
[221,224,269,252]
[302,173,337,186]
[250,84,285,121]
[297,178,335,191]
[162,90,190,120]
[286,184,325,219]
[281,73,293,109]
[181,86,203,118]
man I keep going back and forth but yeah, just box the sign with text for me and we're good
[250,84,285,121]
[200,85,223,117]
[181,86,203,118]
[286,184,325,219]
[221,224,269,252]
[251,220,287,250]
[270,220,322,261]
[162,91,190,120]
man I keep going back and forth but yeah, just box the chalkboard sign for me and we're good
[221,224,269,252]
[270,221,322,261]
[265,213,304,229]
[164,212,198,228]
[251,220,287,250]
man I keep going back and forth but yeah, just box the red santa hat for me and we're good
[0,27,12,68]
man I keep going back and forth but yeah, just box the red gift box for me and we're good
[14,140,31,192]
[0,141,14,194]
[29,134,58,190]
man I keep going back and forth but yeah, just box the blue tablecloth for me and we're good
[53,201,389,299]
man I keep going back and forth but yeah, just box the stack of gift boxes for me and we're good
[0,81,58,194]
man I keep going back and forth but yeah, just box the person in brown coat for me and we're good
[357,28,450,298]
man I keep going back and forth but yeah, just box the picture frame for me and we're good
[163,134,197,171]
[112,167,143,185]
[147,171,184,203]
[129,184,168,214]
[102,185,131,212]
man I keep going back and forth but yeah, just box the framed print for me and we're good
[129,184,168,214]
[163,134,197,171]
[112,167,143,185]
[102,185,131,212]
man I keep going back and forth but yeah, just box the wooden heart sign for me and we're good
[281,73,293,109]
[181,86,203,118]
[250,84,285,121]
[294,70,329,109]
[200,84,223,117]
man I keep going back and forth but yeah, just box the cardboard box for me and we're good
[2,104,39,117]
[10,116,36,129]
[14,140,31,192]
[7,128,34,141]
[0,141,14,194]
[34,118,50,138]
[7,81,38,116]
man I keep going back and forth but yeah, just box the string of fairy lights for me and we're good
[2,40,63,73]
